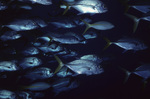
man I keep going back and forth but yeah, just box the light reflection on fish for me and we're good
[61,0,108,15]
[19,57,42,69]
[0,90,16,99]
[103,37,148,52]
[0,61,18,72]
[24,67,53,81]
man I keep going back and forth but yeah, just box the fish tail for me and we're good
[61,1,70,15]
[103,37,112,50]
[80,19,90,35]
[54,55,64,74]
[125,13,140,33]
[119,67,131,84]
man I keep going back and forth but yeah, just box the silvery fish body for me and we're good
[90,21,114,30]
[141,16,150,22]
[37,43,64,53]
[29,0,52,5]
[24,82,51,91]
[50,21,76,29]
[5,18,47,31]
[19,57,42,69]
[33,37,51,47]
[0,2,7,11]
[56,67,73,77]
[133,64,150,80]
[132,5,150,13]
[83,31,97,39]
[22,47,39,56]
[52,78,79,95]
[24,67,53,81]
[0,90,16,99]
[71,0,108,14]
[114,38,148,51]
[46,32,86,44]
[0,31,21,41]
[17,91,32,99]
[0,61,18,72]
[18,0,52,5]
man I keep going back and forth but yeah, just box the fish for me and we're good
[120,64,150,83]
[56,67,73,77]
[131,5,150,13]
[3,18,47,31]
[50,19,77,29]
[0,31,21,41]
[33,36,51,47]
[17,91,32,99]
[22,47,39,56]
[45,32,86,44]
[125,13,150,33]
[103,37,148,52]
[53,54,104,75]
[24,67,53,81]
[21,82,51,91]
[52,78,79,95]
[81,19,114,34]
[0,90,16,99]
[18,0,52,5]
[60,0,108,15]
[0,1,8,11]
[0,61,18,72]
[37,43,64,53]
[83,30,97,39]
[19,57,42,69]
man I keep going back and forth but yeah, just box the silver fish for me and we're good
[132,5,150,13]
[52,78,79,95]
[37,43,64,53]
[0,1,8,11]
[4,18,47,31]
[45,32,86,44]
[104,37,148,52]
[0,61,18,72]
[83,31,97,39]
[24,67,53,81]
[53,55,104,75]
[0,90,16,99]
[22,47,39,56]
[22,82,51,91]
[18,0,52,5]
[56,67,73,77]
[61,0,107,15]
[19,57,42,69]
[81,19,114,34]
[0,31,21,41]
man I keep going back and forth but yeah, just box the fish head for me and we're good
[44,68,54,78]
[96,1,108,13]
[83,31,97,39]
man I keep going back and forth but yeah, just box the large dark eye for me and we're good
[102,4,107,9]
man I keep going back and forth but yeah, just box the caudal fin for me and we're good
[125,13,140,33]
[103,37,112,50]
[119,67,131,84]
[80,19,90,35]
[54,55,64,74]
[61,1,70,15]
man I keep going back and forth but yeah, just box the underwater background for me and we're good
[0,0,150,99]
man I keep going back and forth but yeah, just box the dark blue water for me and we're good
[0,0,150,99]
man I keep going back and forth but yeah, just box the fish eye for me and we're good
[102,4,107,9]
